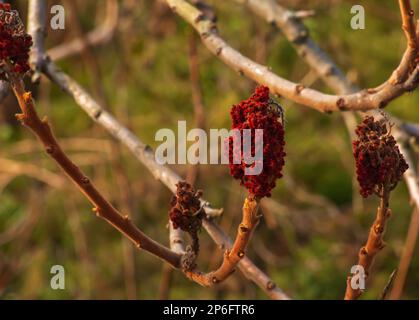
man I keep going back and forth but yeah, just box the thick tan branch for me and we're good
[166,0,418,112]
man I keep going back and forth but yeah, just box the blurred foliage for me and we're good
[0,0,418,299]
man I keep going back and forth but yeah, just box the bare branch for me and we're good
[27,0,47,82]
[391,0,419,84]
[42,57,288,299]
[390,208,419,299]
[389,144,419,299]
[165,0,418,112]
[184,197,260,286]
[380,269,397,300]
[345,191,392,300]
[202,218,290,300]
[8,73,182,269]
[0,157,65,189]
[0,80,9,102]
[26,0,288,299]
[232,0,419,299]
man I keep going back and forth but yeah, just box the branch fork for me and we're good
[184,196,261,287]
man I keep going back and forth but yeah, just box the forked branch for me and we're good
[165,0,418,112]
[184,197,260,286]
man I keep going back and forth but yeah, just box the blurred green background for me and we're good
[0,0,418,299]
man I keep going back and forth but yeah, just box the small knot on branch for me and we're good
[295,84,305,94]
[194,13,205,23]
[336,97,347,110]
[15,113,25,122]
[92,207,100,217]
[266,281,276,290]
[378,100,387,109]
[360,247,368,256]
[45,145,55,154]
[374,224,384,234]
[239,224,249,234]
[93,109,102,119]
[22,91,32,102]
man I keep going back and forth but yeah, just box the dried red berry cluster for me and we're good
[228,86,286,198]
[0,3,32,79]
[169,181,205,253]
[353,116,408,198]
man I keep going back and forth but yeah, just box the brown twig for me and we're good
[64,0,109,108]
[390,208,419,299]
[388,137,419,299]
[0,157,65,189]
[0,182,44,246]
[8,74,182,269]
[165,0,418,112]
[0,188,43,297]
[158,264,174,299]
[186,33,206,185]
[344,190,391,300]
[380,269,397,300]
[64,0,137,298]
[184,197,260,286]
[64,194,95,298]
